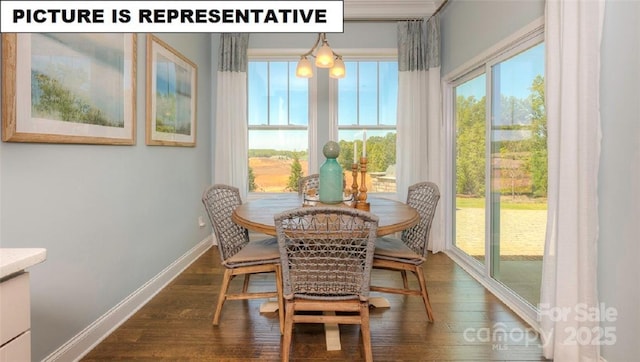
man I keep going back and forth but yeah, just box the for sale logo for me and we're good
[538,303,617,347]
[463,303,618,350]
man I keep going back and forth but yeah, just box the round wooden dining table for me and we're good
[232,193,419,237]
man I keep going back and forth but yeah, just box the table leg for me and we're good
[369,296,391,308]
[324,311,341,351]
[259,299,279,313]
[261,298,391,351]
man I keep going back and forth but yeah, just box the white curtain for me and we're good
[396,16,445,252]
[214,33,250,200]
[540,0,605,360]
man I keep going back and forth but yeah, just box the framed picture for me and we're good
[146,34,197,147]
[1,33,136,145]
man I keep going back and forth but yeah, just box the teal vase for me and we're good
[319,141,344,204]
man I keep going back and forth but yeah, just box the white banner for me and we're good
[0,1,344,33]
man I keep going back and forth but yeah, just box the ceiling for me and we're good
[343,0,447,21]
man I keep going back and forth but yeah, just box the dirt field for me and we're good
[250,157,309,192]
[250,157,373,192]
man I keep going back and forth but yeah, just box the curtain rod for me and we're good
[345,0,449,23]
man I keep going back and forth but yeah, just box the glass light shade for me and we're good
[296,57,313,78]
[329,58,346,79]
[315,43,335,68]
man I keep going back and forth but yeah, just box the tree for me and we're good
[248,166,257,192]
[454,76,547,199]
[287,153,303,191]
[456,95,486,196]
[338,133,397,173]
[528,75,547,197]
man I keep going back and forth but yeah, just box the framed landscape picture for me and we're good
[1,33,136,144]
[146,34,197,147]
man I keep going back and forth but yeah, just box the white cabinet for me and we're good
[0,249,46,362]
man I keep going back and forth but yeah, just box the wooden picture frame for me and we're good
[1,33,136,145]
[146,34,197,147]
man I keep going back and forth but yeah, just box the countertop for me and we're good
[0,248,47,279]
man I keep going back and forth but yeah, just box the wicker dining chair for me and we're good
[201,184,284,334]
[298,173,347,196]
[370,181,440,322]
[274,207,379,362]
[297,174,320,195]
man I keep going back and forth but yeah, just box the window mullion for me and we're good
[377,63,380,126]
[287,62,291,126]
[356,63,360,126]
[266,62,271,126]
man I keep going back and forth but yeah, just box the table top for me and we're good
[232,193,419,237]
[0,248,47,279]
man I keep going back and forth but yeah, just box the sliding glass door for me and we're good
[452,38,546,308]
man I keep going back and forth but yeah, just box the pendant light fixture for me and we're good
[296,33,346,79]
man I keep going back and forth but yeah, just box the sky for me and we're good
[457,42,544,99]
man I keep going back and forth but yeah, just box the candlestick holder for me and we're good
[351,163,359,206]
[356,157,370,211]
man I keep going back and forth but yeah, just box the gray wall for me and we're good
[0,33,213,360]
[440,0,639,359]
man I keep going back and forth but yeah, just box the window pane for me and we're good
[248,61,309,193]
[490,42,546,306]
[248,130,308,192]
[337,60,397,193]
[338,130,397,194]
[358,62,378,126]
[338,62,358,126]
[454,73,487,264]
[269,62,288,126]
[248,62,267,126]
[379,62,398,126]
[289,63,308,126]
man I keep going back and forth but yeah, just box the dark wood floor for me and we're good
[82,246,547,361]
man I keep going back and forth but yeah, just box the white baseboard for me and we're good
[42,236,214,362]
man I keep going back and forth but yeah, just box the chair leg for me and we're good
[213,268,233,325]
[415,265,434,322]
[281,300,295,362]
[360,301,373,362]
[274,265,285,335]
[242,274,250,293]
[401,270,409,289]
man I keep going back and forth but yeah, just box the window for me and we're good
[247,61,309,192]
[337,61,398,193]
[248,58,398,194]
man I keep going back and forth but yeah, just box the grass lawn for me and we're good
[456,196,547,210]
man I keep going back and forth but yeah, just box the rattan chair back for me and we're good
[297,174,320,195]
[275,207,378,301]
[401,182,440,258]
[202,184,249,263]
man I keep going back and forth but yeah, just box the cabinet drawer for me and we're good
[0,330,30,362]
[0,272,30,346]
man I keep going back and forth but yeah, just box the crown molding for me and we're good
[344,0,443,20]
